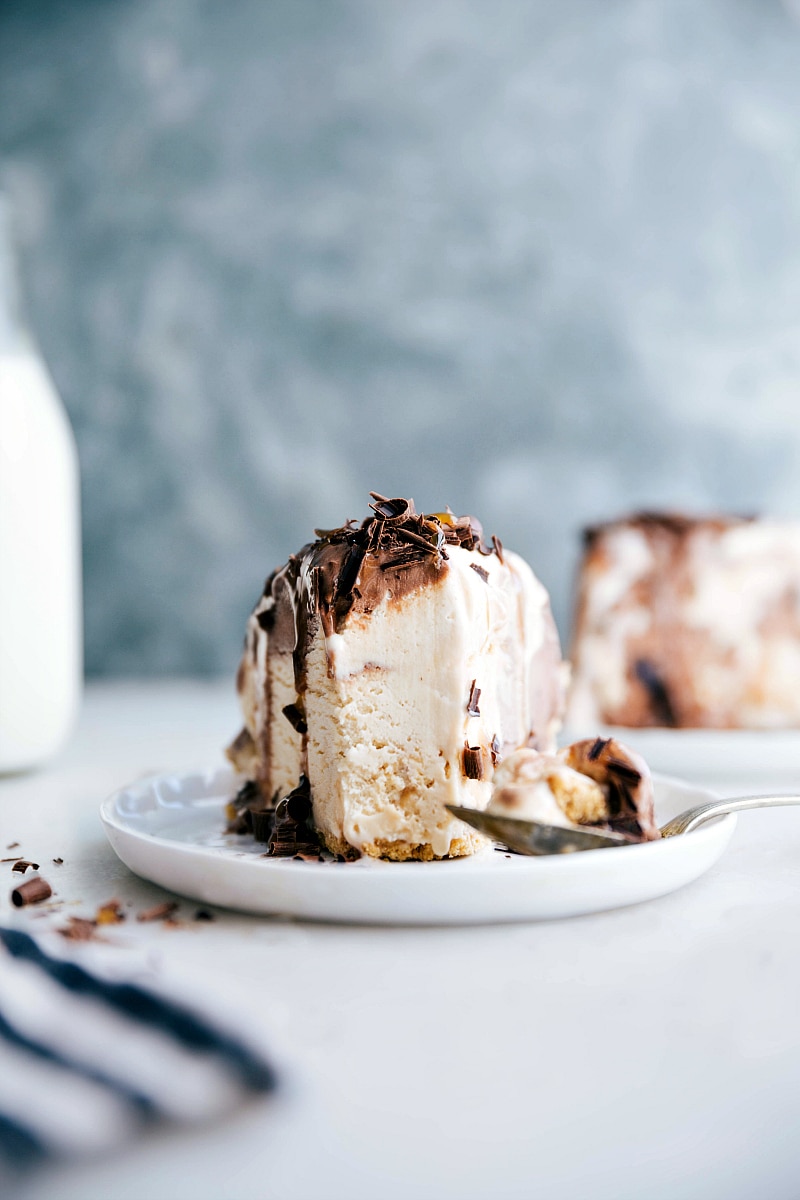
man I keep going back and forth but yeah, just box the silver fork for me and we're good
[446,794,800,855]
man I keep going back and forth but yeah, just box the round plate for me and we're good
[100,767,735,925]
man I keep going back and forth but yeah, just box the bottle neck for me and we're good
[0,196,26,354]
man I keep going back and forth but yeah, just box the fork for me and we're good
[446,794,800,855]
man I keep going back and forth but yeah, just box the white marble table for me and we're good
[4,681,800,1200]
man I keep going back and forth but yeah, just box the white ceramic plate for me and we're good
[561,725,800,785]
[100,767,736,925]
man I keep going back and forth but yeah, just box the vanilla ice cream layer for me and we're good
[304,546,554,858]
[488,748,606,830]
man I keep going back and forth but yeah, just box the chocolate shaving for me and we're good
[226,779,264,834]
[256,607,274,632]
[1,856,23,864]
[58,917,100,942]
[368,493,413,524]
[268,776,320,857]
[137,901,179,923]
[11,877,52,907]
[605,756,643,785]
[633,658,677,727]
[587,737,609,762]
[11,860,39,875]
[53,857,64,865]
[467,680,481,716]
[462,744,486,781]
[605,779,649,837]
[394,525,442,555]
[490,733,502,766]
[380,553,428,571]
[282,703,308,734]
[226,726,257,771]
[470,563,489,583]
[250,808,277,843]
[491,535,504,563]
[6,843,19,850]
[439,515,492,555]
[270,495,502,704]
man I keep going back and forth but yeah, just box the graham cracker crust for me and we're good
[321,830,485,861]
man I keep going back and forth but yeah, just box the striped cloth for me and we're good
[0,928,277,1178]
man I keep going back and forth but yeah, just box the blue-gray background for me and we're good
[3,0,800,676]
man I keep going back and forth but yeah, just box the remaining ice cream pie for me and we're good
[568,512,800,729]
[227,494,568,860]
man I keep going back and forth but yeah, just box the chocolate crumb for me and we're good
[470,563,489,583]
[11,860,39,875]
[467,680,481,716]
[53,858,64,865]
[194,909,215,921]
[11,876,52,908]
[137,901,179,923]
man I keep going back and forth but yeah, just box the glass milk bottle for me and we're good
[0,198,82,771]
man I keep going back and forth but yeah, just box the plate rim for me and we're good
[99,766,738,923]
[99,764,735,873]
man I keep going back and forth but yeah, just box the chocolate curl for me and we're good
[267,777,319,857]
[462,744,486,781]
[11,876,52,908]
[11,860,39,875]
[368,493,415,524]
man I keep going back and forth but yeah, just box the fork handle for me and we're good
[660,794,800,838]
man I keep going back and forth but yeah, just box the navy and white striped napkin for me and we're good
[0,927,277,1177]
